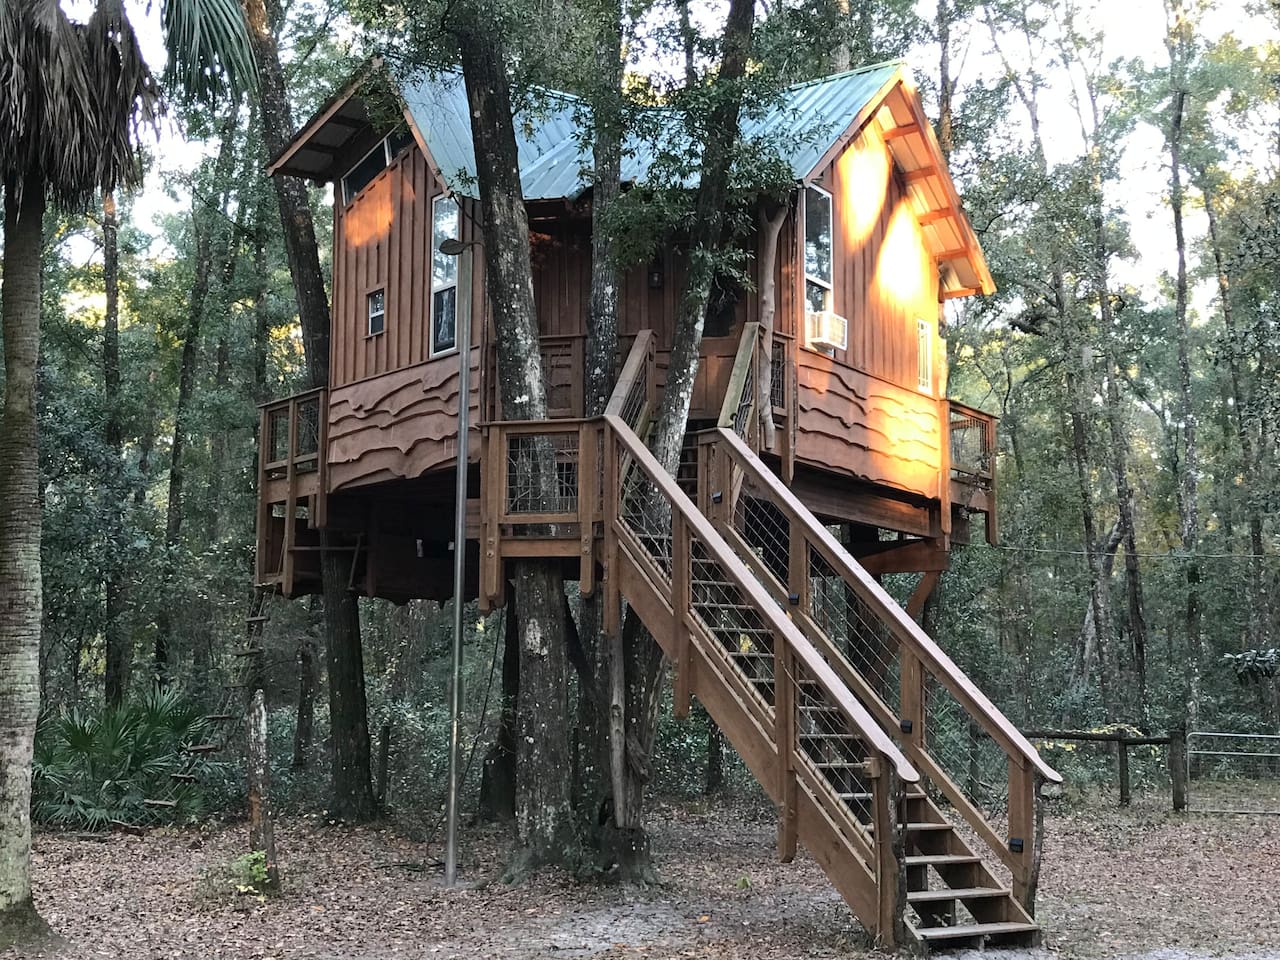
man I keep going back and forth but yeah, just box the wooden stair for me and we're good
[482,329,1063,950]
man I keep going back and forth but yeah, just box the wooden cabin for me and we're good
[259,61,998,605]
[258,62,1058,952]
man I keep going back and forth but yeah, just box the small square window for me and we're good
[368,289,386,337]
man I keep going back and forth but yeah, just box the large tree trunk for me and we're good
[577,0,625,846]
[479,604,518,822]
[0,178,50,942]
[242,0,374,818]
[607,0,756,881]
[102,191,128,707]
[1168,82,1201,728]
[457,20,577,872]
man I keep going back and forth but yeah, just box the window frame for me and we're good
[367,287,386,338]
[341,127,415,206]
[802,183,835,323]
[917,317,933,394]
[429,193,462,357]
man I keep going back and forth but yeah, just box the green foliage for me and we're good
[229,851,270,893]
[32,688,218,829]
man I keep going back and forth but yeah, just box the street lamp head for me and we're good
[439,237,476,257]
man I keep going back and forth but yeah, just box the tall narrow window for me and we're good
[804,185,833,316]
[917,318,932,392]
[431,194,462,354]
[367,289,386,337]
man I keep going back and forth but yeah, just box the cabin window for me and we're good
[917,318,932,392]
[804,185,833,315]
[367,289,386,337]
[431,194,462,354]
[342,127,414,204]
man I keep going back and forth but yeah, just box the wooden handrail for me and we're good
[257,385,325,411]
[604,329,656,422]
[603,413,920,786]
[714,426,1061,786]
[717,322,760,432]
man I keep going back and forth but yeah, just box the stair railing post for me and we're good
[672,511,692,719]
[775,639,797,863]
[578,421,598,596]
[869,755,906,947]
[899,650,924,753]
[1008,758,1043,916]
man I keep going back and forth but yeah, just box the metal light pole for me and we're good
[441,236,475,887]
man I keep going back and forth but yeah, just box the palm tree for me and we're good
[0,0,254,938]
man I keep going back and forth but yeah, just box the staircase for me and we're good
[481,329,1061,950]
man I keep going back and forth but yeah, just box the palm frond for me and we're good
[85,0,160,194]
[160,0,258,104]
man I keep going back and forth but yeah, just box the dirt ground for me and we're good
[6,794,1279,960]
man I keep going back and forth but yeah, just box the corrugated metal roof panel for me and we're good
[398,61,904,200]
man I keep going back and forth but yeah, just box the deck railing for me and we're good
[948,400,997,486]
[256,387,328,589]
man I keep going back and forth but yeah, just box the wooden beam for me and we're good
[882,123,921,141]
[902,167,937,183]
[934,247,970,262]
[856,540,950,576]
[917,208,953,225]
[941,286,981,301]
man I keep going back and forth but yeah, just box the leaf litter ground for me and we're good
[5,793,1278,959]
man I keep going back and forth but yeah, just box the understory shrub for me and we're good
[33,687,221,829]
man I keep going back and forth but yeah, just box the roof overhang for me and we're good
[800,74,995,300]
[267,60,418,184]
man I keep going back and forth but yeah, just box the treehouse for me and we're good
[258,61,1058,951]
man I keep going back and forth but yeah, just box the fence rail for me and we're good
[1188,731,1280,814]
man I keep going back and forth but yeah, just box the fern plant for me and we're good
[33,688,222,829]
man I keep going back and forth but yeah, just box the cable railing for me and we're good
[706,424,1061,907]
[602,410,919,931]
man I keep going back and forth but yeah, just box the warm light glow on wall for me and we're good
[343,177,395,248]
[874,204,929,309]
[837,136,892,248]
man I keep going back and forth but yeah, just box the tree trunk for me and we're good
[320,555,376,820]
[479,604,519,822]
[1202,174,1265,649]
[102,191,128,707]
[248,688,280,888]
[0,177,51,942]
[242,0,374,818]
[607,0,756,881]
[457,19,577,872]
[1168,83,1202,728]
[936,0,955,161]
[292,634,316,769]
[577,0,625,844]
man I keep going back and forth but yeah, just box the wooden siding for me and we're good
[808,121,943,396]
[330,146,486,389]
[327,349,482,491]
[795,349,941,500]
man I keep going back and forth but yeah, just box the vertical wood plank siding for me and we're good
[796,120,944,498]
[325,121,948,500]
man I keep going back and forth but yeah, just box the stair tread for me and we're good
[908,886,1010,902]
[915,921,1039,940]
[905,854,981,866]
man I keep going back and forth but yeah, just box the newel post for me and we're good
[899,651,925,751]
[1008,758,1044,916]
[870,756,907,947]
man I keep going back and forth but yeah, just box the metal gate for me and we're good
[1187,731,1280,814]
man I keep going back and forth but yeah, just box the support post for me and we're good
[672,512,692,719]
[1117,738,1131,807]
[899,652,924,750]
[1169,725,1188,812]
[775,641,796,862]
[870,757,905,947]
[1008,759,1042,916]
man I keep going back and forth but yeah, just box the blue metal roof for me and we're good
[399,61,904,201]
